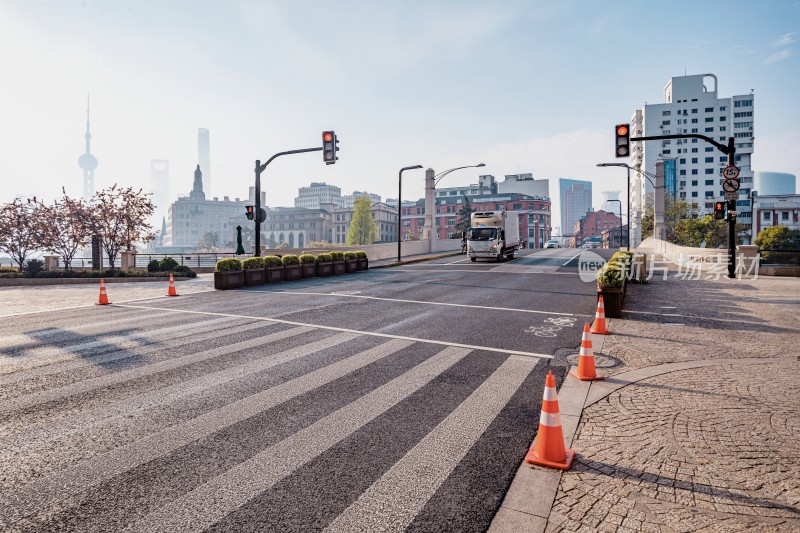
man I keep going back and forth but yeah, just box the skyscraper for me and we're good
[78,96,98,202]
[150,159,169,228]
[631,73,754,239]
[560,179,592,240]
[198,128,211,196]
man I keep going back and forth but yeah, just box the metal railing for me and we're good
[134,253,241,269]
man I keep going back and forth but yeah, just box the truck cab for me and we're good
[467,211,521,262]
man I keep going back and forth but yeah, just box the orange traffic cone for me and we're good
[570,323,604,381]
[166,273,179,297]
[96,278,110,305]
[525,370,574,470]
[590,295,609,335]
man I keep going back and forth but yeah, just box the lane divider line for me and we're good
[113,304,554,360]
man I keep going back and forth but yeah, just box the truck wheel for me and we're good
[470,257,476,262]
[508,251,515,259]
[497,253,503,262]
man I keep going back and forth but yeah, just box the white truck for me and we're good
[467,211,522,262]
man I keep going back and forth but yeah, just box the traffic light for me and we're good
[713,201,725,220]
[615,124,630,158]
[245,205,255,220]
[322,130,338,165]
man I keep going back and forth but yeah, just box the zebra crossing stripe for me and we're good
[325,355,536,532]
[0,325,312,415]
[123,346,472,533]
[0,336,411,528]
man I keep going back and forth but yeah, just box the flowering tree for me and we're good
[0,198,38,269]
[89,185,156,269]
[32,189,93,269]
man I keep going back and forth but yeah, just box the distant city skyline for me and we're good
[1,1,798,234]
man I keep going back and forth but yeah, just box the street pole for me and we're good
[254,160,262,256]
[727,137,737,279]
[397,165,423,263]
[626,166,631,251]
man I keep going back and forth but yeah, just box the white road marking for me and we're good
[392,268,579,275]
[326,355,536,533]
[123,346,472,533]
[115,304,554,360]
[563,250,584,267]
[274,290,588,318]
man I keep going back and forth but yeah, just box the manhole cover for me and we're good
[552,347,625,369]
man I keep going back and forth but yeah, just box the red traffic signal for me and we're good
[713,202,725,220]
[615,123,630,158]
[322,130,338,164]
[245,205,255,220]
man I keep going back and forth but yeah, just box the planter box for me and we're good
[357,258,368,271]
[284,264,302,281]
[333,261,346,275]
[597,285,623,318]
[244,268,266,286]
[301,263,317,279]
[344,259,359,273]
[214,270,244,290]
[265,266,284,283]
[316,262,333,277]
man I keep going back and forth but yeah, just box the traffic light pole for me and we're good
[254,147,322,256]
[630,133,737,278]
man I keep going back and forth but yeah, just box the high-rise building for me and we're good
[78,96,98,202]
[560,179,592,239]
[630,73,755,240]
[497,173,550,199]
[294,182,342,209]
[150,159,169,229]
[601,191,622,216]
[198,128,211,196]
[753,171,796,196]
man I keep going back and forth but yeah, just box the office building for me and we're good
[573,209,621,248]
[753,171,796,196]
[560,179,592,239]
[630,73,755,239]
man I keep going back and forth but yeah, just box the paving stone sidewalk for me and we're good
[547,273,800,532]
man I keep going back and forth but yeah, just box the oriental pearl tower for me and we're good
[78,95,98,202]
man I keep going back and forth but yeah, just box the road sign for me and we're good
[722,165,740,180]
[724,191,739,201]
[722,179,740,193]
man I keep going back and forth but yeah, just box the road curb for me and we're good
[368,252,462,269]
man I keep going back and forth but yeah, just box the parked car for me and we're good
[544,240,561,248]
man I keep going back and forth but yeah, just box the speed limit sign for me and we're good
[722,165,740,180]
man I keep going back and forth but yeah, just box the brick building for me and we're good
[572,209,622,248]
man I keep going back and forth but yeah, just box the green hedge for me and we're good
[215,258,242,272]
[242,257,264,270]
[159,257,179,272]
[299,253,316,264]
[597,264,624,288]
[330,251,345,261]
[24,269,195,279]
[316,253,333,263]
[263,255,283,267]
[355,251,367,259]
[281,254,300,266]
[147,259,160,273]
[344,252,357,260]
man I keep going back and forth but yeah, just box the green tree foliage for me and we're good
[640,194,744,247]
[347,196,378,245]
[455,195,474,233]
[754,225,800,250]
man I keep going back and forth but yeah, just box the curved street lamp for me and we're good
[398,165,423,262]
[433,163,486,187]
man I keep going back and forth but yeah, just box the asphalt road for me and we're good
[0,248,611,532]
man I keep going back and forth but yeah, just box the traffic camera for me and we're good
[615,124,630,158]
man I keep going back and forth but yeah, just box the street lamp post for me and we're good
[429,163,485,241]
[607,199,623,249]
[596,163,633,251]
[398,165,423,263]
[433,163,486,187]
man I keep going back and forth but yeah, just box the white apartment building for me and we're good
[630,73,755,243]
[294,182,343,209]
[342,191,381,208]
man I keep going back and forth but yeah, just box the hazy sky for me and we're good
[1,0,798,232]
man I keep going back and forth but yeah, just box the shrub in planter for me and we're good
[316,253,333,277]
[282,254,302,281]
[171,265,197,278]
[214,258,244,290]
[263,255,284,283]
[242,257,266,286]
[355,250,368,271]
[330,251,346,274]
[299,254,317,278]
[597,264,624,318]
[147,259,160,273]
[344,251,359,273]
[160,257,179,272]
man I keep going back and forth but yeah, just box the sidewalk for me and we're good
[492,269,800,532]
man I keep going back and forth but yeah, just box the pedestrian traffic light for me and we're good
[322,130,338,165]
[245,205,255,220]
[615,124,630,158]
[713,201,725,220]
